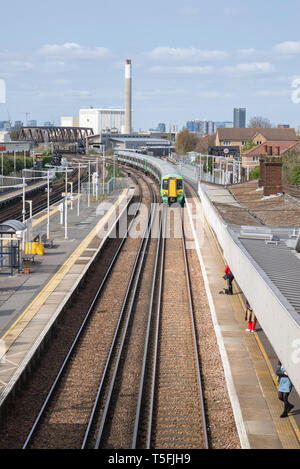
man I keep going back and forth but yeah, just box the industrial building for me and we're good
[60,116,79,127]
[88,133,173,156]
[79,107,125,135]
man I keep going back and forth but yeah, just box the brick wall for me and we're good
[259,157,266,187]
[264,157,282,196]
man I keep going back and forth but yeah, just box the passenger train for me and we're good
[115,150,185,206]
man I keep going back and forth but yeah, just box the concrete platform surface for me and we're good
[0,187,130,406]
[186,189,300,449]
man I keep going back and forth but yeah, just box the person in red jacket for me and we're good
[223,264,234,295]
[245,300,257,332]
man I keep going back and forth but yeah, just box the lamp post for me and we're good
[88,160,91,208]
[65,166,68,239]
[77,162,81,216]
[95,158,99,200]
[26,200,33,219]
[22,177,26,223]
[113,152,116,189]
[68,181,73,210]
[102,152,105,195]
[47,171,50,239]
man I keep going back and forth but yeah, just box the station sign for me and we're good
[61,192,74,199]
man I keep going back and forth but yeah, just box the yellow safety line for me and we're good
[0,189,128,350]
[188,182,300,444]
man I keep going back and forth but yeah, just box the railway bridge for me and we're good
[19,126,94,144]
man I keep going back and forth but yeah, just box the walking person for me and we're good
[276,362,294,418]
[245,301,257,332]
[223,264,234,295]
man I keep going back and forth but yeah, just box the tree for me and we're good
[195,134,215,154]
[175,128,199,155]
[242,139,258,152]
[249,166,260,180]
[291,165,300,185]
[248,116,272,128]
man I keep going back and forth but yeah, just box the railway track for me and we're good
[0,169,87,224]
[18,169,209,449]
[22,172,156,449]
[0,163,242,449]
[132,204,208,449]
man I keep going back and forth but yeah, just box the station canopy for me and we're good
[0,220,26,234]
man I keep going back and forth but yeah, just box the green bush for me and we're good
[41,155,53,167]
[1,154,33,175]
[250,166,260,180]
[105,163,124,181]
[290,165,300,185]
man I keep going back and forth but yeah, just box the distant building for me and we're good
[60,116,79,127]
[213,121,233,132]
[0,131,11,142]
[14,121,23,128]
[186,120,214,135]
[0,121,11,130]
[233,108,246,128]
[169,124,178,133]
[27,119,37,127]
[156,123,166,133]
[44,121,54,127]
[79,108,125,134]
[186,120,200,132]
[277,124,290,128]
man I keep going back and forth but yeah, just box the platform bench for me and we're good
[41,234,54,248]
[22,254,36,264]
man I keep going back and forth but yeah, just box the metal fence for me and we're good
[0,169,55,195]
[172,157,247,185]
[80,177,129,200]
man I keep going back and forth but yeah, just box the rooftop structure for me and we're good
[79,108,125,135]
[215,127,297,148]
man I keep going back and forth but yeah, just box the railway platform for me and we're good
[186,183,300,449]
[0,180,48,205]
[0,185,131,410]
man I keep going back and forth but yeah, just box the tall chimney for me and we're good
[124,59,132,134]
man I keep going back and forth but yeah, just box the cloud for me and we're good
[32,88,91,100]
[275,41,300,55]
[9,61,34,71]
[255,89,290,97]
[0,60,34,75]
[52,78,70,85]
[146,46,228,62]
[135,87,189,101]
[237,48,256,56]
[37,42,110,59]
[179,7,201,16]
[223,62,275,74]
[149,65,213,74]
[197,91,232,99]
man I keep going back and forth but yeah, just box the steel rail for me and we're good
[131,203,166,449]
[179,207,209,449]
[22,175,141,449]
[132,203,209,449]
[89,181,157,449]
